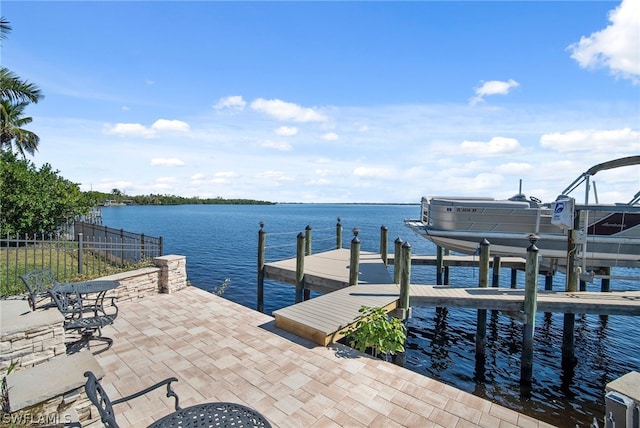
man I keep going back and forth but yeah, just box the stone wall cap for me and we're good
[154,255,185,262]
[0,299,64,338]
[7,351,104,412]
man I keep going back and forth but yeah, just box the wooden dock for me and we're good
[269,249,640,346]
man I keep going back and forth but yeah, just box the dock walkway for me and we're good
[269,249,640,346]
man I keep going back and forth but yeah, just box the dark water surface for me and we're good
[101,204,640,428]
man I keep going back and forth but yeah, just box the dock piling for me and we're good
[521,242,539,385]
[394,238,403,285]
[349,229,360,286]
[398,241,412,320]
[257,222,266,313]
[476,239,490,361]
[336,217,342,249]
[492,256,501,287]
[296,232,305,303]
[436,246,444,285]
[380,225,388,266]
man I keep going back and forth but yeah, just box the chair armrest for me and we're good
[111,377,181,411]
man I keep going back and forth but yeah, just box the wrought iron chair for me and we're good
[84,371,180,428]
[19,269,59,310]
[50,283,119,354]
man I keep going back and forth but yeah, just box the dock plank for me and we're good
[269,249,640,345]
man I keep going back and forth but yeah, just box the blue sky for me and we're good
[3,0,639,203]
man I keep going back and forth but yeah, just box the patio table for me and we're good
[148,402,272,428]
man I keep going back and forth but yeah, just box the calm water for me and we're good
[101,204,640,428]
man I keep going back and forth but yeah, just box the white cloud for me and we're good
[150,158,185,166]
[352,166,394,178]
[258,140,293,151]
[250,98,328,122]
[567,0,640,85]
[191,173,205,180]
[156,176,177,183]
[105,119,189,137]
[470,79,520,105]
[256,170,294,182]
[104,123,154,138]
[275,126,298,136]
[151,119,190,132]
[214,95,247,110]
[459,137,521,156]
[496,162,534,175]
[540,128,640,152]
[322,132,339,141]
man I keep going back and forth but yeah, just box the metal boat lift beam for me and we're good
[560,155,640,199]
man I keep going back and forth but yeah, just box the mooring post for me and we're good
[394,237,403,284]
[349,229,360,286]
[563,212,579,367]
[295,232,305,303]
[476,239,490,360]
[305,225,312,256]
[444,248,450,285]
[398,241,412,320]
[492,256,501,287]
[304,226,312,300]
[436,246,444,285]
[336,217,342,249]
[510,269,518,288]
[544,274,553,291]
[601,267,611,292]
[521,242,539,385]
[257,222,266,313]
[380,225,388,266]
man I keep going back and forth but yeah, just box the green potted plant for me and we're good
[341,305,406,362]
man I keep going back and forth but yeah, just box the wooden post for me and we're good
[257,222,266,313]
[349,229,360,286]
[510,269,518,288]
[304,225,312,301]
[476,239,490,360]
[521,242,539,385]
[336,217,342,249]
[394,238,403,284]
[295,232,305,303]
[601,267,611,292]
[305,225,312,256]
[380,225,388,266]
[544,274,553,291]
[436,246,444,286]
[444,249,450,285]
[563,211,579,368]
[398,241,412,319]
[492,256,501,287]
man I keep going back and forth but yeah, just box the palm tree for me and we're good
[0,100,40,157]
[0,17,44,157]
[0,67,43,105]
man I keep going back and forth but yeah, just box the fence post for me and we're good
[296,232,305,303]
[257,222,266,313]
[140,233,146,261]
[77,233,84,275]
[380,225,388,266]
[521,242,539,385]
[336,217,342,249]
[349,229,360,286]
[394,237,403,284]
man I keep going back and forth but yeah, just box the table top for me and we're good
[148,402,272,428]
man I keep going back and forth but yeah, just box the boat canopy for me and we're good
[560,155,640,197]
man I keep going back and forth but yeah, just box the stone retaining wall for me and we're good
[0,255,187,377]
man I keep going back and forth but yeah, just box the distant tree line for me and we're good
[89,190,275,206]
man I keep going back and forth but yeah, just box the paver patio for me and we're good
[91,286,556,428]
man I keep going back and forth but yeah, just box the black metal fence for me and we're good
[0,222,162,296]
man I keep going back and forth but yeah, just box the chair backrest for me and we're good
[84,371,120,428]
[49,284,80,315]
[19,269,59,310]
